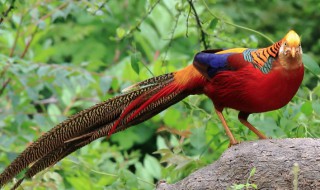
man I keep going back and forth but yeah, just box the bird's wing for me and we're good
[192,48,249,79]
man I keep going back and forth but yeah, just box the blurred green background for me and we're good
[0,0,319,189]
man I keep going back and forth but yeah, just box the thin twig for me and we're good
[0,62,12,96]
[63,97,77,115]
[201,0,274,43]
[33,96,59,105]
[20,26,39,58]
[10,15,24,57]
[188,0,208,49]
[93,0,110,15]
[0,0,16,25]
[36,1,69,25]
[0,78,11,95]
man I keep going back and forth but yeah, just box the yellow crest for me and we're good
[284,30,301,46]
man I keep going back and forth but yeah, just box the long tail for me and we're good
[0,65,204,189]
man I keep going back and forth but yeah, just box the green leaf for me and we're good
[119,170,138,187]
[312,101,320,115]
[61,87,73,105]
[182,101,192,110]
[208,19,218,30]
[190,126,207,150]
[47,104,62,123]
[130,52,141,74]
[249,167,256,177]
[231,184,245,189]
[116,27,126,39]
[66,174,92,189]
[251,184,258,189]
[163,109,181,127]
[302,54,320,76]
[301,101,313,116]
[144,154,162,179]
[37,65,50,77]
[175,2,183,11]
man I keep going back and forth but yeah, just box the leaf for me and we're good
[51,10,67,21]
[130,52,141,74]
[251,184,258,189]
[175,2,183,11]
[61,87,73,105]
[119,170,138,187]
[232,184,245,189]
[182,100,192,110]
[190,126,207,150]
[37,65,50,77]
[43,171,63,184]
[116,27,126,39]
[153,148,172,155]
[302,54,320,76]
[312,101,320,115]
[110,130,137,149]
[208,19,218,30]
[301,101,312,116]
[163,109,181,127]
[134,162,153,187]
[47,104,62,123]
[66,175,92,189]
[144,154,161,179]
[249,167,256,178]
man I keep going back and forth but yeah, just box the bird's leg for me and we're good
[214,108,238,146]
[238,112,267,139]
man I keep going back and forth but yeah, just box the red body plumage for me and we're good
[172,48,304,114]
[205,59,304,113]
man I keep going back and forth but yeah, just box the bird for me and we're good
[0,30,304,189]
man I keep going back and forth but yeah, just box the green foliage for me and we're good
[0,0,319,189]
[229,167,257,190]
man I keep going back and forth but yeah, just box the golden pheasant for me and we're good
[0,30,303,189]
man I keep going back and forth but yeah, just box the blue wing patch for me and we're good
[193,52,232,77]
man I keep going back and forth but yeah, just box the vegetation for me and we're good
[0,0,319,189]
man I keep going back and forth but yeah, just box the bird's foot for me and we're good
[228,140,240,147]
[259,136,272,140]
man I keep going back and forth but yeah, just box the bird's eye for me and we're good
[284,42,287,46]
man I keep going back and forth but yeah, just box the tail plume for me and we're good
[0,72,194,189]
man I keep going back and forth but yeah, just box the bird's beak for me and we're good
[291,47,296,58]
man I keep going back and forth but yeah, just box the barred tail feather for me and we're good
[0,72,193,189]
[0,86,152,188]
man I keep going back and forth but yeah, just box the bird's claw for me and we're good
[228,140,240,147]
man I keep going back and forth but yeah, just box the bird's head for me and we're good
[278,30,303,70]
[280,30,302,58]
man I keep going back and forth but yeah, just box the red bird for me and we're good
[0,30,304,189]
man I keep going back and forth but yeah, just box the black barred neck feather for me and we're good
[243,40,281,74]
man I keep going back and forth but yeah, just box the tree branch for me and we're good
[187,0,208,49]
[156,138,320,190]
[20,26,38,58]
[0,0,16,25]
